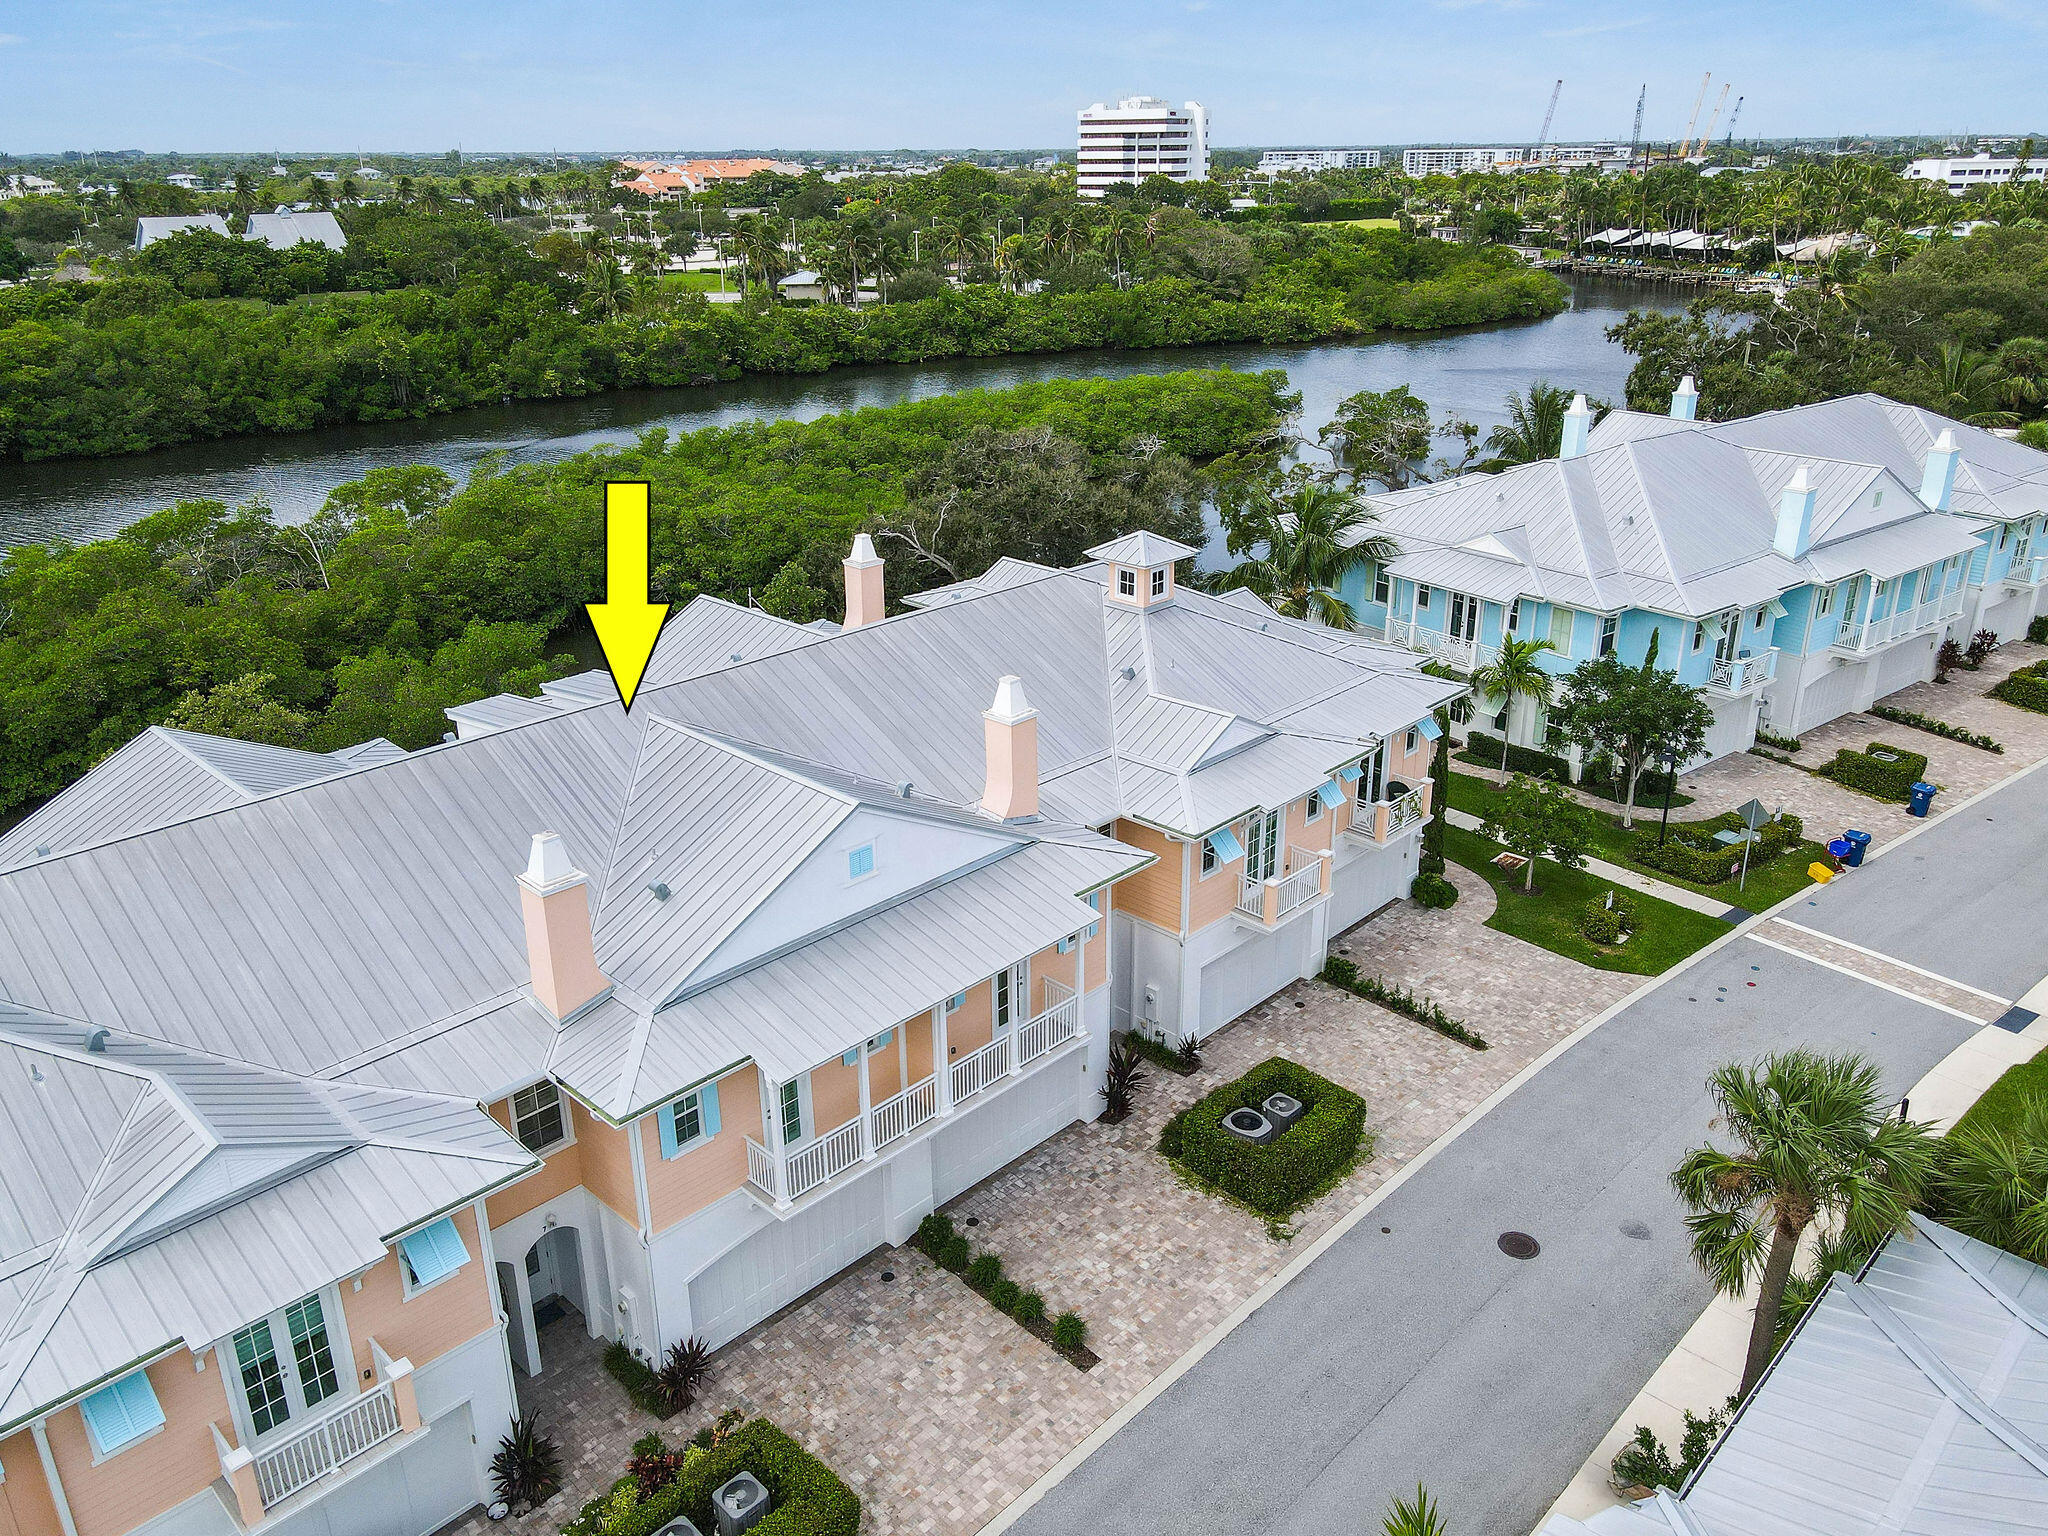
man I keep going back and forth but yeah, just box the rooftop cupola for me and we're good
[518,832,611,1022]
[843,532,886,629]
[1774,464,1818,559]
[1560,393,1593,459]
[1669,374,1699,421]
[980,675,1040,822]
[1086,530,1200,610]
[1918,428,1961,511]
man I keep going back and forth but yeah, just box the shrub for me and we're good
[1458,730,1572,781]
[1867,703,2002,753]
[986,1278,1022,1313]
[1754,726,1802,753]
[562,1418,858,1536]
[1123,1029,1196,1076]
[966,1252,1003,1292]
[1099,1035,1147,1120]
[1174,1033,1203,1073]
[1608,1405,1731,1496]
[1966,628,2000,666]
[1012,1288,1047,1324]
[1320,959,1488,1049]
[1576,891,1635,944]
[1410,870,1458,908]
[491,1415,564,1512]
[1157,1057,1370,1216]
[602,1341,674,1418]
[1937,636,1964,681]
[2029,615,2048,644]
[653,1336,711,1416]
[1627,808,1805,884]
[916,1212,956,1254]
[1052,1311,1088,1352]
[938,1234,971,1272]
[1992,658,2048,714]
[1813,741,1929,802]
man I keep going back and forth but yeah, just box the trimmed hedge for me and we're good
[1577,891,1636,944]
[1321,957,1487,1049]
[562,1418,858,1536]
[2029,616,2048,645]
[1628,809,1805,886]
[1867,703,2003,753]
[1755,727,1803,753]
[1411,870,1459,909]
[1992,659,2048,715]
[1813,741,1930,802]
[602,1341,674,1419]
[1158,1057,1370,1216]
[1458,730,1573,782]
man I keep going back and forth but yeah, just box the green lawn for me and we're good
[657,270,738,293]
[1328,217,1401,229]
[1952,1047,2048,1140]
[1447,772,1824,912]
[1441,823,1729,976]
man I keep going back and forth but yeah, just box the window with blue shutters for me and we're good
[1086,891,1101,939]
[398,1216,469,1293]
[658,1081,721,1158]
[847,843,875,880]
[80,1369,166,1456]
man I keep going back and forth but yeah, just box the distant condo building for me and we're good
[1402,146,1510,176]
[1404,144,1630,177]
[1903,152,2048,194]
[1076,97,1209,198]
[1258,148,1382,174]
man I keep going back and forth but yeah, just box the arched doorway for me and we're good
[513,1225,588,1376]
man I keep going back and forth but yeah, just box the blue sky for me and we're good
[1,1,2043,153]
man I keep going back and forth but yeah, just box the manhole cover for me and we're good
[965,1216,980,1227]
[880,1270,895,1283]
[1498,1231,1540,1260]
[1621,1221,1651,1241]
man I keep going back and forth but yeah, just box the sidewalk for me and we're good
[1443,807,1735,920]
[1535,973,2048,1529]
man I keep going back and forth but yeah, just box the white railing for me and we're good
[1384,786,1427,836]
[2005,553,2045,590]
[252,1382,401,1508]
[746,1135,783,1202]
[1833,587,1967,654]
[1708,648,1778,694]
[1235,874,1270,920]
[1016,987,1079,1067]
[1380,616,1501,675]
[951,1033,1013,1105]
[1273,851,1326,919]
[871,1075,938,1150]
[782,1117,864,1201]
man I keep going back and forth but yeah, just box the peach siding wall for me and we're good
[906,1011,936,1084]
[642,1067,759,1234]
[808,1057,859,1136]
[571,1099,640,1225]
[483,1099,584,1228]
[1389,727,1435,784]
[1108,821,1184,931]
[1188,833,1245,931]
[0,1426,60,1536]
[341,1207,496,1387]
[38,1350,234,1536]
[1084,908,1109,991]
[944,978,994,1058]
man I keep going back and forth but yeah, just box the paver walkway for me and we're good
[465,866,1631,1536]
[1442,805,1734,919]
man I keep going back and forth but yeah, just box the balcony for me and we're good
[2003,553,2045,592]
[1706,648,1778,696]
[744,982,1081,1209]
[1344,782,1433,846]
[1376,616,1500,675]
[1235,845,1330,926]
[1830,588,1967,656]
[216,1340,419,1527]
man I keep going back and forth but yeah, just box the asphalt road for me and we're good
[1010,765,2048,1536]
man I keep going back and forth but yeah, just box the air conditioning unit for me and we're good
[712,1473,771,1536]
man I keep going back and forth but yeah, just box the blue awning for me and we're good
[1315,780,1346,809]
[1338,762,1364,782]
[1417,716,1443,741]
[1205,827,1244,863]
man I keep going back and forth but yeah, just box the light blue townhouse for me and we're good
[1338,380,2048,763]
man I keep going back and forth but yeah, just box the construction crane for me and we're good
[1536,78,1563,150]
[1628,83,1647,167]
[1723,95,1744,148]
[1678,72,1712,159]
[1697,83,1731,156]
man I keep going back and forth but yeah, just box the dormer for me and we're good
[1087,530,1200,610]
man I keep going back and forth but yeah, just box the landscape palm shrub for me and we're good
[966,1252,1003,1291]
[1380,1486,1449,1536]
[653,1336,711,1415]
[491,1415,563,1513]
[1928,1100,2048,1263]
[1051,1312,1087,1352]
[1012,1289,1047,1324]
[1099,1036,1147,1120]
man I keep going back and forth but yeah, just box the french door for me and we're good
[232,1292,347,1439]
[1245,809,1281,883]
[1448,592,1479,645]
[993,960,1029,1033]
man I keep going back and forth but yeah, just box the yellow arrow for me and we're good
[585,481,670,711]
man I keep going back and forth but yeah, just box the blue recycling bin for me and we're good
[1842,829,1871,867]
[1908,781,1937,818]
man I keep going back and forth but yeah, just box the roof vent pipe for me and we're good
[85,1028,109,1054]
[1560,393,1593,459]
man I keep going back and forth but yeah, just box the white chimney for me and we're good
[843,533,885,629]
[1774,465,1818,559]
[518,832,611,1021]
[980,676,1040,822]
[1560,393,1593,459]
[1669,374,1699,421]
[1918,429,1961,511]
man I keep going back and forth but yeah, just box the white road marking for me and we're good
[1746,932,1995,1026]
[1769,918,2014,1007]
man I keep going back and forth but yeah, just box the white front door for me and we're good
[993,960,1029,1033]
[230,1291,351,1442]
[1245,809,1281,882]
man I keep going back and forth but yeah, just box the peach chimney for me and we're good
[980,675,1040,821]
[518,832,610,1021]
[844,533,885,629]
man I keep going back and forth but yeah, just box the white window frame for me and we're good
[1405,727,1420,755]
[1304,789,1323,823]
[1598,614,1618,656]
[1200,837,1220,878]
[1117,568,1137,598]
[1150,566,1167,598]
[1816,582,1836,618]
[225,1289,355,1450]
[1373,565,1391,605]
[1415,584,1433,612]
[1506,597,1521,634]
[778,1077,811,1147]
[1690,620,1706,653]
[511,1079,570,1154]
[665,1087,708,1155]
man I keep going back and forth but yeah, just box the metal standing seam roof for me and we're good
[1549,1215,2048,1536]
[242,208,347,251]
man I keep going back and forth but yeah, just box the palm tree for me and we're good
[1672,1050,1936,1399]
[1929,1101,2048,1263]
[1220,480,1398,630]
[1485,382,1588,467]
[1097,211,1138,286]
[580,259,632,320]
[1469,636,1558,768]
[1992,336,2048,415]
[1921,342,2018,428]
[730,214,791,299]
[1381,1487,1448,1536]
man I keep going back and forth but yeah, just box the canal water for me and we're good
[0,276,1688,552]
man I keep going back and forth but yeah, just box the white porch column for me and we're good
[856,1036,875,1159]
[31,1419,80,1536]
[933,1005,954,1115]
[759,1074,790,1208]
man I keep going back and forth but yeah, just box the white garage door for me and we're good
[1980,592,2032,644]
[268,1405,479,1536]
[1197,918,1321,1035]
[1329,846,1411,935]
[1872,638,1933,701]
[688,1176,885,1349]
[932,1058,1077,1205]
[1792,662,1863,735]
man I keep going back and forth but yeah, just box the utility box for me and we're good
[1262,1093,1305,1133]
[712,1474,771,1536]
[654,1521,706,1536]
[1222,1107,1275,1145]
